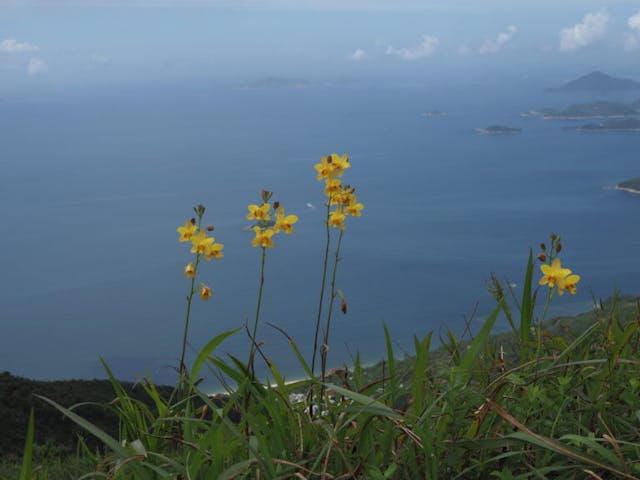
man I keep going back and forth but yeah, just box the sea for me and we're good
[2,74,640,388]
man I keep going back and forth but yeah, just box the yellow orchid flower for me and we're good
[177,220,198,242]
[274,207,298,234]
[251,226,276,248]
[557,274,580,295]
[183,262,196,278]
[204,242,224,261]
[247,203,271,221]
[199,284,212,300]
[190,230,214,255]
[539,258,572,288]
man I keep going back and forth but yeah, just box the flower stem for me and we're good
[248,247,267,378]
[311,202,332,377]
[320,228,344,392]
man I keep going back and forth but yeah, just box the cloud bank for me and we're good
[559,10,610,52]
[478,25,518,54]
[348,49,367,61]
[0,38,39,53]
[386,35,439,60]
[624,11,640,51]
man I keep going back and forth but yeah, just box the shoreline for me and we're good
[614,185,640,195]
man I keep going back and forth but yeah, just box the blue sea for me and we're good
[2,75,640,387]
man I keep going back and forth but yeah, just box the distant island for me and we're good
[617,177,640,194]
[475,125,522,135]
[564,118,640,132]
[421,110,445,117]
[547,71,640,93]
[522,101,639,120]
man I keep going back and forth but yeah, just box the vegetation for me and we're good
[618,177,640,192]
[4,155,640,479]
[570,117,640,132]
[548,70,640,92]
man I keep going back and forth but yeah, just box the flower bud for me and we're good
[194,204,206,217]
[341,299,347,314]
[550,233,557,241]
[261,190,273,203]
[190,218,196,225]
[540,243,546,251]
[556,243,562,253]
[537,253,547,262]
[326,154,333,163]
[273,201,280,210]
[206,225,214,232]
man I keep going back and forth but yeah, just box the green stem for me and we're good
[320,228,344,390]
[248,247,267,378]
[311,202,332,377]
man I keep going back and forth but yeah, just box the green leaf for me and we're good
[190,328,241,383]
[35,395,149,478]
[19,409,35,480]
[325,383,403,419]
[520,249,535,345]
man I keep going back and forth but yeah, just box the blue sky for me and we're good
[1,1,640,91]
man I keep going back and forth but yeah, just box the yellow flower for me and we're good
[539,258,572,288]
[557,274,580,296]
[183,262,196,278]
[324,179,342,197]
[247,203,271,222]
[314,155,335,181]
[199,284,212,300]
[251,226,276,248]
[204,242,224,261]
[274,207,298,234]
[344,202,364,217]
[331,153,350,177]
[177,220,198,242]
[190,230,214,255]
[314,153,350,181]
[328,208,346,230]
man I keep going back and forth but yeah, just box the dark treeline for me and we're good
[0,372,173,459]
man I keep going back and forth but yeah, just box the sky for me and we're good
[1,0,640,92]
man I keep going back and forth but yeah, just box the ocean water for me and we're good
[2,77,640,386]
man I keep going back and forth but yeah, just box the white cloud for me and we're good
[27,58,47,75]
[90,52,109,66]
[457,44,470,56]
[348,49,367,61]
[478,25,518,54]
[0,38,39,53]
[385,35,439,60]
[624,11,640,51]
[559,10,610,52]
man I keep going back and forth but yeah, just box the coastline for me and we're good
[614,186,640,195]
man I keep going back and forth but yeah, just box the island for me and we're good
[522,101,638,120]
[564,118,640,132]
[547,71,640,92]
[475,125,522,135]
[420,110,445,117]
[617,177,640,194]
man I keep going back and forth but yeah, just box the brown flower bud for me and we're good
[538,253,547,262]
[326,154,333,163]
[556,243,562,253]
[273,201,280,210]
[190,218,196,225]
[341,299,347,314]
[540,243,546,251]
[206,225,214,232]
